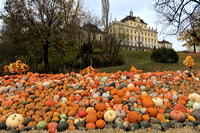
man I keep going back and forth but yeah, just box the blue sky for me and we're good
[0,0,186,51]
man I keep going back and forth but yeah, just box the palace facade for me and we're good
[108,11,172,50]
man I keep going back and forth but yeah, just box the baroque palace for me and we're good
[108,11,172,50]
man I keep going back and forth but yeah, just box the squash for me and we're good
[6,114,24,128]
[173,104,188,113]
[86,123,95,130]
[187,115,195,122]
[60,114,67,120]
[36,121,47,130]
[96,111,104,119]
[156,113,165,122]
[147,107,158,117]
[193,102,200,110]
[95,103,106,112]
[96,119,106,129]
[0,122,6,130]
[22,117,33,126]
[104,110,117,122]
[142,96,154,108]
[152,97,163,107]
[78,108,87,118]
[57,119,69,132]
[127,111,142,123]
[142,114,150,121]
[48,122,58,133]
[86,114,97,123]
[170,110,186,122]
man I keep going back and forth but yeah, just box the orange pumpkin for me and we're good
[86,123,96,130]
[141,96,154,108]
[96,119,106,128]
[147,107,158,117]
[114,98,122,104]
[86,114,97,123]
[170,110,186,122]
[96,111,104,119]
[156,113,165,122]
[95,103,106,112]
[142,114,150,121]
[127,111,142,123]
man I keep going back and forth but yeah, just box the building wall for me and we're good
[186,45,200,52]
[109,20,160,50]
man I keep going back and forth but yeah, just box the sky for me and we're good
[0,0,187,51]
[82,0,187,51]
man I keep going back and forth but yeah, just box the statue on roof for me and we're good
[130,10,133,16]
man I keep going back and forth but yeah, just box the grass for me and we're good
[98,49,200,73]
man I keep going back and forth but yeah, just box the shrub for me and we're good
[151,48,179,63]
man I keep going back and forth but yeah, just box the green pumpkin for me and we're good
[0,122,7,129]
[23,117,33,126]
[57,119,69,132]
[60,114,67,120]
[36,121,47,130]
[164,113,170,119]
[20,101,29,105]
[186,101,193,108]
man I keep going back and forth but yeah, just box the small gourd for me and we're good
[152,97,163,107]
[6,114,24,128]
[22,117,33,126]
[170,110,186,122]
[127,111,142,123]
[193,102,200,110]
[86,114,97,123]
[0,122,6,130]
[164,113,170,119]
[95,103,106,112]
[96,119,106,129]
[185,101,193,108]
[37,121,47,130]
[60,114,67,120]
[104,110,117,122]
[57,119,69,132]
[187,115,196,122]
[86,123,95,130]
[188,93,199,102]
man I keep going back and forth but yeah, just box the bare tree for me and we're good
[154,0,200,34]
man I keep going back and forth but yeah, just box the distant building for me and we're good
[158,40,173,49]
[184,44,200,52]
[108,11,173,50]
[81,23,105,44]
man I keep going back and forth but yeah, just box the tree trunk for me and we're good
[193,44,196,53]
[43,40,49,73]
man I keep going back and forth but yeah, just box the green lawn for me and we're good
[98,50,200,73]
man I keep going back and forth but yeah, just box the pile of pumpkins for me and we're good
[0,67,200,133]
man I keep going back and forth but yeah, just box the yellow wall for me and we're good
[109,20,160,49]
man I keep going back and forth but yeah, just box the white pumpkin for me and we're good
[152,97,163,107]
[127,83,134,89]
[6,114,24,128]
[195,95,200,103]
[104,110,117,122]
[193,102,200,110]
[188,93,200,102]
